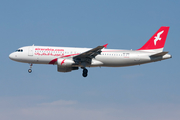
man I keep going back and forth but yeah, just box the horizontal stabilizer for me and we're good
[150,51,169,57]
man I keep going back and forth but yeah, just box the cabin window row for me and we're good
[35,51,81,54]
[34,50,129,57]
[101,53,129,56]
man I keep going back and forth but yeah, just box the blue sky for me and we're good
[1,0,180,120]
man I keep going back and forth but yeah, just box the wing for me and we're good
[73,44,108,64]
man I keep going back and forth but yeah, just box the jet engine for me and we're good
[57,58,78,72]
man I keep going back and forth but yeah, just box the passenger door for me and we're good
[28,46,34,56]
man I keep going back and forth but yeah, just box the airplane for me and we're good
[9,26,172,77]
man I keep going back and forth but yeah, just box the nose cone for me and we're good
[9,53,13,60]
[9,53,16,60]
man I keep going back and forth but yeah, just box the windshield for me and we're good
[16,49,23,52]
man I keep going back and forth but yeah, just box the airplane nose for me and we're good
[9,53,13,60]
[9,53,15,60]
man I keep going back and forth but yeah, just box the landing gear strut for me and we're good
[82,68,88,77]
[28,63,33,73]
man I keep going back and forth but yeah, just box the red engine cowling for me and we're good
[57,58,78,72]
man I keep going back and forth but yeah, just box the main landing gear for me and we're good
[82,68,88,77]
[28,63,33,73]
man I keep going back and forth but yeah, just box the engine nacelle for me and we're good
[57,58,75,67]
[57,58,78,72]
[57,66,79,72]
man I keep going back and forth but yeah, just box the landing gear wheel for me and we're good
[83,73,87,77]
[28,63,33,73]
[28,69,32,73]
[82,69,88,77]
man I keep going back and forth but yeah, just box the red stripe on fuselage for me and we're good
[48,53,79,64]
[49,58,57,64]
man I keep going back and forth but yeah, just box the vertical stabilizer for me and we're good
[138,26,169,52]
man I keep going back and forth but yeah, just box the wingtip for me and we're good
[103,44,108,48]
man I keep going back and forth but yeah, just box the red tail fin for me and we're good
[138,26,169,51]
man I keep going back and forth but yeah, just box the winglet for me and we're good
[103,44,108,48]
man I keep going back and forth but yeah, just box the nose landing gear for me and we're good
[82,68,88,77]
[28,63,33,73]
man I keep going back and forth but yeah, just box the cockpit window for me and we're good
[16,49,23,52]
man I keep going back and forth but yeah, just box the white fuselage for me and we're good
[9,45,171,68]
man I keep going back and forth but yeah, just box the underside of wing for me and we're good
[73,44,108,64]
[74,44,107,59]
